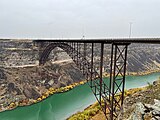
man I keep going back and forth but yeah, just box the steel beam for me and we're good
[34,38,160,44]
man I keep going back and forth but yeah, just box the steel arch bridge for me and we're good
[33,38,160,120]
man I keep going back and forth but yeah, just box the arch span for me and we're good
[39,42,99,80]
[39,42,76,65]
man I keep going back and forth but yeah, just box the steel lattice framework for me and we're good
[33,38,160,120]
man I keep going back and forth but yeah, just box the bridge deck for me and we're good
[33,38,160,44]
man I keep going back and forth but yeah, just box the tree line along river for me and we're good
[0,72,159,120]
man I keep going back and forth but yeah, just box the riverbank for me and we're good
[67,87,144,120]
[103,69,160,78]
[0,70,159,113]
[68,77,160,120]
[0,80,87,112]
[0,60,85,113]
[126,69,160,76]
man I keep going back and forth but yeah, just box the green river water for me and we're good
[0,72,159,120]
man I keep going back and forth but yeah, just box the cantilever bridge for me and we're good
[33,38,160,120]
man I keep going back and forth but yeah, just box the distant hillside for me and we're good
[0,40,160,73]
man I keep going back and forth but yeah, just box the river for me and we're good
[0,72,159,120]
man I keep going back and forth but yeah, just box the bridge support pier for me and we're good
[109,43,130,119]
[87,42,130,120]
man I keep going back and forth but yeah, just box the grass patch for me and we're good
[67,102,101,120]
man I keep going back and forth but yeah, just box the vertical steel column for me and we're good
[73,42,76,61]
[79,43,82,70]
[90,43,94,86]
[76,42,79,65]
[71,42,74,59]
[109,44,114,102]
[83,43,87,75]
[38,41,45,65]
[121,45,128,105]
[99,43,104,106]
[84,43,87,60]
[111,44,117,120]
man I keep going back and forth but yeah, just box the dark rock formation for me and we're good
[8,83,15,92]
[118,79,160,120]
[23,87,40,99]
[127,99,160,120]
[0,69,7,80]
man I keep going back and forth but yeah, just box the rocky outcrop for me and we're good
[23,87,40,99]
[118,80,160,120]
[127,99,160,120]
[8,83,15,92]
[7,82,22,95]
[0,69,7,80]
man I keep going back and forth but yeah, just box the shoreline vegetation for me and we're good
[103,69,160,77]
[126,69,160,76]
[0,80,87,113]
[67,87,144,120]
[0,70,159,113]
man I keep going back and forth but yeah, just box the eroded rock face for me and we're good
[127,99,160,120]
[0,69,7,80]
[118,81,160,120]
[23,87,40,99]
[8,83,15,92]
[0,61,84,109]
[7,82,22,95]
[65,67,84,81]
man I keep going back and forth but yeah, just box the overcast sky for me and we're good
[0,0,160,38]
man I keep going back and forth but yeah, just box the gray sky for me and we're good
[0,0,160,38]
